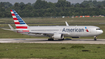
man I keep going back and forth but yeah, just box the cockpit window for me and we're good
[96,28,101,30]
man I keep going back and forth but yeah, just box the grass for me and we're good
[0,17,105,39]
[0,43,105,59]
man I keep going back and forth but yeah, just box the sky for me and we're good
[0,0,104,4]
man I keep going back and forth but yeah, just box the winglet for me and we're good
[65,21,69,26]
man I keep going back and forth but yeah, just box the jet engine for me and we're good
[52,33,64,40]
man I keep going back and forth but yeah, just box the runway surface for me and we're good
[0,38,105,44]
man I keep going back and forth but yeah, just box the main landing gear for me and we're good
[48,38,54,41]
[48,38,64,41]
[94,36,97,41]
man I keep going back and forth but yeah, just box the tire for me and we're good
[59,38,64,41]
[48,38,54,41]
[94,38,97,41]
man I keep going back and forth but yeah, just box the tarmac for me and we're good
[0,38,105,44]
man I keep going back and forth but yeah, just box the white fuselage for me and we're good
[10,9,103,40]
[24,26,103,37]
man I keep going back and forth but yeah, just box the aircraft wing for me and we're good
[28,32,67,37]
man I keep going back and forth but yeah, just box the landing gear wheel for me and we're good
[48,38,54,41]
[94,38,97,41]
[62,38,64,40]
[58,38,64,41]
[94,36,97,41]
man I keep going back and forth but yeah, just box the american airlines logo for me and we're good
[62,28,84,32]
[85,27,89,32]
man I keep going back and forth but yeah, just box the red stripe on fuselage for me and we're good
[16,26,28,29]
[23,30,29,32]
[17,30,29,33]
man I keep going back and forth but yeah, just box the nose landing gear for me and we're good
[48,38,54,41]
[94,36,97,41]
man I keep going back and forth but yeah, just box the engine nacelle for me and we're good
[52,33,64,40]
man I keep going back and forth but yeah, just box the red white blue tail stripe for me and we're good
[10,9,29,32]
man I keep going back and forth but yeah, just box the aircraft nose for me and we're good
[101,30,103,34]
[98,30,103,34]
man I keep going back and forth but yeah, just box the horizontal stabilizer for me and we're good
[2,28,14,31]
[8,24,14,30]
[2,24,15,31]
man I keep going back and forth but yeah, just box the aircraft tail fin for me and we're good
[10,9,28,29]
[10,9,29,33]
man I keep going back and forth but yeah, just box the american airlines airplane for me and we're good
[7,9,103,41]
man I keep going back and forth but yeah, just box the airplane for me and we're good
[6,9,103,41]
